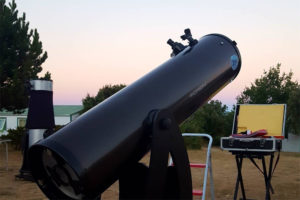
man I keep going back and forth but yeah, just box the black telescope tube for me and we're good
[29,34,241,199]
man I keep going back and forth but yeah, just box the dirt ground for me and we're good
[0,145,299,200]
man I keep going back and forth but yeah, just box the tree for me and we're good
[287,88,300,134]
[237,64,300,134]
[180,100,234,146]
[0,0,50,113]
[81,84,126,113]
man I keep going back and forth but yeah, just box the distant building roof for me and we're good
[0,105,83,116]
[53,105,83,116]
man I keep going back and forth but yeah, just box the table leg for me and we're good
[5,142,9,171]
[234,155,246,200]
[268,154,274,194]
[262,156,271,200]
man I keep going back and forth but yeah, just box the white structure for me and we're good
[282,133,300,153]
[0,105,82,136]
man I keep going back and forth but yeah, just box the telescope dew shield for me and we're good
[29,34,241,199]
[26,80,55,146]
[19,80,55,177]
[26,80,54,129]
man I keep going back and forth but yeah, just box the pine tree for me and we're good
[0,0,50,112]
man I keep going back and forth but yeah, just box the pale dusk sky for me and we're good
[13,0,300,106]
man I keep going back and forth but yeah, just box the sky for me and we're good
[13,0,300,106]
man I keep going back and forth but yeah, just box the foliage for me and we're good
[43,125,65,138]
[0,0,50,113]
[54,125,64,132]
[180,100,234,147]
[81,84,126,113]
[0,126,25,150]
[287,88,300,135]
[39,71,51,80]
[0,125,65,151]
[183,137,203,149]
[236,64,300,134]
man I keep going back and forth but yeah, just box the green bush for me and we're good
[0,127,25,150]
[54,125,64,132]
[0,125,65,150]
[179,100,235,147]
[183,136,202,149]
[180,111,203,149]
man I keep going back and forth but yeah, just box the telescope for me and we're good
[29,29,241,199]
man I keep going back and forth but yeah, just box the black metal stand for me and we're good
[119,109,193,199]
[234,154,246,200]
[15,131,34,181]
[231,151,277,200]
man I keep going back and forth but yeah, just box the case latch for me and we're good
[259,139,266,148]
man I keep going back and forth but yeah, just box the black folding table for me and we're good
[230,150,280,200]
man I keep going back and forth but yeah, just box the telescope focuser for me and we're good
[167,28,198,57]
[181,28,198,46]
[167,39,186,57]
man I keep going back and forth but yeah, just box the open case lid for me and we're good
[232,104,287,137]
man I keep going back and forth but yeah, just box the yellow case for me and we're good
[233,104,286,137]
